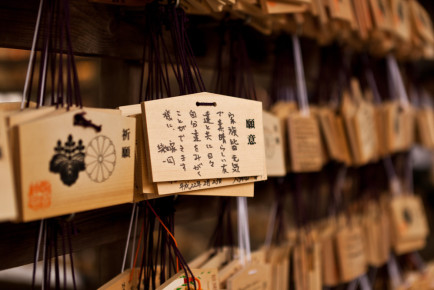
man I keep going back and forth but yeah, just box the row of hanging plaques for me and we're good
[90,0,434,61]
[98,192,430,290]
[0,92,276,222]
[2,79,434,223]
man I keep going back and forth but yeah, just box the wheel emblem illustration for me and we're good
[85,135,116,183]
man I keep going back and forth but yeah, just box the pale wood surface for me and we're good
[0,113,17,221]
[15,109,136,221]
[142,93,265,182]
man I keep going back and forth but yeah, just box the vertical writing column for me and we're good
[203,110,215,171]
[228,112,240,173]
[158,110,177,167]
[217,111,228,174]
[190,110,203,177]
[177,110,187,172]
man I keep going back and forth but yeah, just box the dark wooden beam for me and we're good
[0,203,133,271]
[0,0,144,60]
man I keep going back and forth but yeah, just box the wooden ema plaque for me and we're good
[390,0,411,42]
[287,113,323,172]
[0,112,17,221]
[327,0,356,25]
[142,93,265,182]
[259,0,308,15]
[410,0,434,45]
[335,225,367,283]
[416,108,434,149]
[13,109,136,221]
[156,269,219,290]
[382,102,414,153]
[335,116,352,165]
[369,0,393,32]
[317,108,340,162]
[362,203,390,267]
[262,111,285,177]
[293,235,322,290]
[266,243,291,290]
[271,101,298,173]
[352,100,378,164]
[374,106,389,157]
[119,104,255,198]
[320,224,340,287]
[227,263,272,290]
[317,108,351,165]
[157,177,259,196]
[98,268,141,290]
[389,195,429,254]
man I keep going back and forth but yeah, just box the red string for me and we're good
[129,221,145,282]
[145,200,180,272]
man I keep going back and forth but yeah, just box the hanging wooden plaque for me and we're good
[369,0,393,31]
[317,108,340,162]
[374,105,389,157]
[320,224,340,286]
[156,176,261,196]
[335,115,352,165]
[263,110,285,176]
[416,108,434,149]
[409,0,434,44]
[267,243,291,290]
[259,1,307,15]
[0,102,36,111]
[287,113,323,172]
[389,194,429,253]
[383,102,414,153]
[142,93,265,182]
[98,268,141,290]
[335,225,367,283]
[353,100,378,165]
[13,109,136,221]
[156,268,219,290]
[390,0,411,42]
[327,0,356,25]
[227,263,272,290]
[120,104,256,198]
[0,112,17,221]
[271,101,297,172]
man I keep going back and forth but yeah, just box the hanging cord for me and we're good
[22,0,45,109]
[387,54,409,108]
[32,220,45,289]
[237,197,251,266]
[35,0,52,108]
[292,35,309,115]
[42,220,48,290]
[130,218,145,284]
[264,178,286,250]
[208,197,234,251]
[131,204,140,269]
[23,0,82,109]
[121,203,138,273]
[362,55,403,196]
[135,200,197,290]
[145,201,179,271]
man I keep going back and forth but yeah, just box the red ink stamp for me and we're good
[28,181,52,210]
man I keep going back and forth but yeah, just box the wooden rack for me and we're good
[1,0,434,288]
